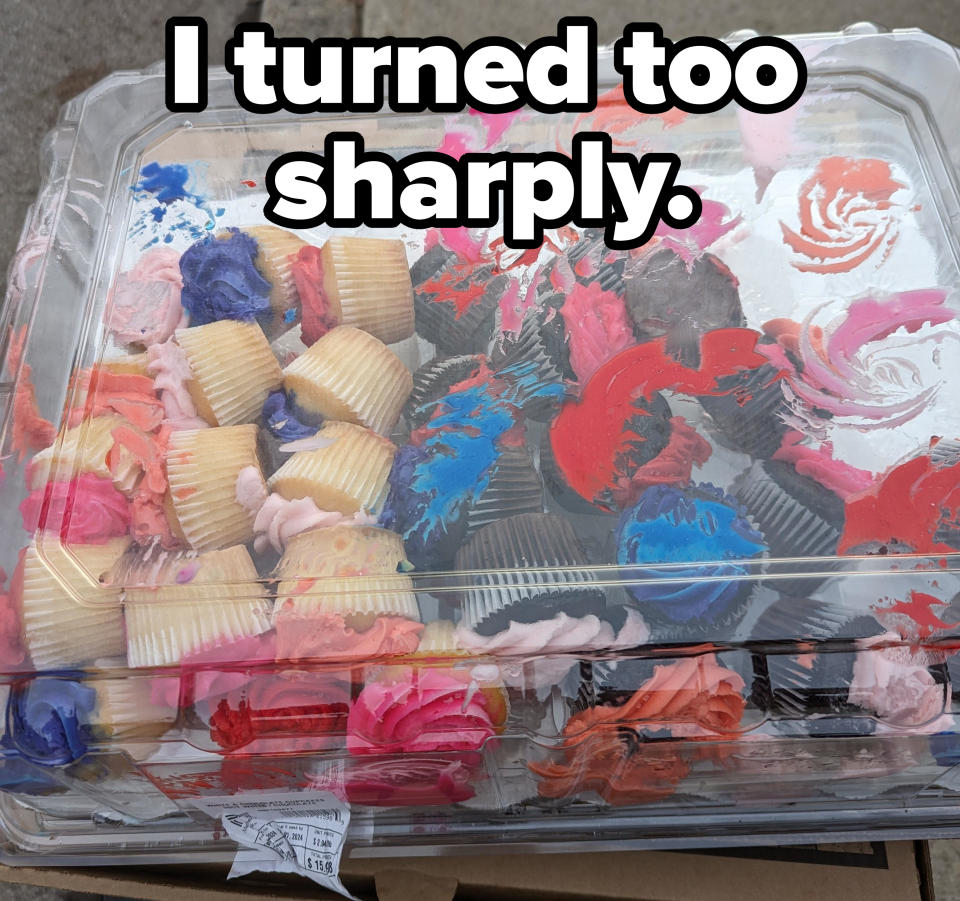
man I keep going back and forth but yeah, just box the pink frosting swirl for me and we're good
[146,338,209,430]
[253,493,376,554]
[20,474,130,543]
[275,611,422,663]
[849,633,951,731]
[347,667,496,755]
[761,290,959,434]
[559,281,635,383]
[107,248,187,347]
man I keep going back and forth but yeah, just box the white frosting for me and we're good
[234,465,268,517]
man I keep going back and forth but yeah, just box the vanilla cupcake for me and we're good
[267,420,395,515]
[246,225,308,339]
[175,320,282,426]
[102,353,151,378]
[18,537,129,669]
[300,236,415,346]
[91,661,178,740]
[166,424,267,550]
[283,326,412,436]
[29,415,146,496]
[124,545,272,668]
[275,525,419,626]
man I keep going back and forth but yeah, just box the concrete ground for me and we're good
[3,0,960,897]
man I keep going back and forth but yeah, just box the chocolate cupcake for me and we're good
[616,483,767,634]
[560,227,627,295]
[698,362,788,459]
[931,438,960,467]
[623,248,745,367]
[464,446,544,536]
[454,513,606,636]
[403,354,486,428]
[732,459,845,591]
[413,250,506,353]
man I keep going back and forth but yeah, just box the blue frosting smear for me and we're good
[262,390,316,442]
[136,162,194,205]
[380,381,518,567]
[179,228,272,326]
[7,677,96,767]
[496,358,567,406]
[617,483,767,624]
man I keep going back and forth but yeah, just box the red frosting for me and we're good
[7,326,55,461]
[67,367,165,432]
[840,449,960,555]
[20,473,130,543]
[344,756,479,806]
[294,245,338,345]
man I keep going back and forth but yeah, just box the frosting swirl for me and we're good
[146,338,209,430]
[8,677,96,766]
[253,493,376,554]
[179,229,272,326]
[20,474,130,544]
[106,248,186,347]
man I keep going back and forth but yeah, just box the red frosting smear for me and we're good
[7,327,55,461]
[840,452,960,555]
[345,756,479,807]
[559,280,635,383]
[0,557,25,667]
[773,431,875,500]
[780,157,905,274]
[293,245,338,346]
[549,329,765,509]
[347,667,496,756]
[422,272,487,319]
[875,590,958,640]
[67,367,164,432]
[118,424,179,547]
[530,654,744,805]
[20,473,130,543]
[275,611,423,663]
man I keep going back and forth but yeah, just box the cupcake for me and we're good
[166,424,267,551]
[174,320,283,426]
[91,663,179,741]
[403,354,486,429]
[178,229,272,328]
[529,653,747,805]
[622,248,745,367]
[19,473,131,545]
[463,446,543,537]
[101,353,151,378]
[16,537,129,669]
[733,459,845,581]
[282,326,413,436]
[105,247,186,348]
[616,484,767,633]
[455,513,607,636]
[413,257,506,354]
[244,225,307,339]
[123,545,272,668]
[267,420,395,516]
[297,236,415,346]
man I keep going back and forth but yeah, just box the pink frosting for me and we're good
[347,667,496,755]
[234,466,268,518]
[146,339,209,430]
[559,281,635,382]
[253,493,376,554]
[773,431,875,500]
[0,559,25,667]
[107,248,187,347]
[849,633,951,731]
[293,246,338,346]
[653,192,741,264]
[275,611,423,663]
[20,473,130,543]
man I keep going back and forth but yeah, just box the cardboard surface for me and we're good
[0,842,931,901]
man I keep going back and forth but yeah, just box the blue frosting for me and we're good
[262,391,316,442]
[380,382,518,567]
[7,677,97,767]
[136,162,193,205]
[496,358,568,406]
[617,483,767,624]
[179,228,272,326]
[930,731,960,767]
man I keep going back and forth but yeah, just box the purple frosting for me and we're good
[179,229,272,326]
[262,390,316,442]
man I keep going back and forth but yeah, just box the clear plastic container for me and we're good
[3,25,960,865]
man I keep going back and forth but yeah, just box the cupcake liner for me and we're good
[268,420,395,515]
[623,249,745,368]
[124,545,272,667]
[167,424,265,551]
[539,432,610,517]
[20,538,129,669]
[92,665,178,740]
[455,513,606,635]
[176,320,283,427]
[492,312,568,420]
[102,353,151,378]
[409,244,456,286]
[29,415,144,496]
[319,237,415,345]
[414,262,506,354]
[413,619,464,656]
[733,460,844,591]
[275,525,419,621]
[404,354,486,428]
[246,225,307,339]
[465,447,544,537]
[283,326,412,436]
[931,438,960,467]
[562,228,626,294]
[698,363,788,459]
